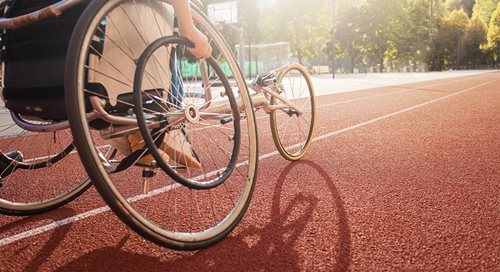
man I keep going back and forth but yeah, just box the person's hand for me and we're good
[182,28,212,60]
[170,0,211,59]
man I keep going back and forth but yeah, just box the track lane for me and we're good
[0,72,499,271]
[1,72,475,233]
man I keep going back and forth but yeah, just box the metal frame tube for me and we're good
[11,111,98,132]
[0,0,82,29]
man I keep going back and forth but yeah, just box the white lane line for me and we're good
[255,75,475,121]
[310,79,496,143]
[0,206,111,247]
[0,78,496,247]
[0,75,477,141]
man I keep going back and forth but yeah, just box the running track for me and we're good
[1,72,499,271]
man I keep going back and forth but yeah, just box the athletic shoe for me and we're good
[161,128,202,169]
[128,130,201,169]
[128,131,170,166]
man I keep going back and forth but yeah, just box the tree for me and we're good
[238,0,261,44]
[238,0,496,72]
[472,0,499,25]
[445,0,476,15]
[360,0,407,72]
[265,0,332,64]
[486,2,500,62]
[430,9,470,70]
[463,16,489,66]
[332,6,365,72]
[392,0,433,70]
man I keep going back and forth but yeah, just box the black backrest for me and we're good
[1,0,89,120]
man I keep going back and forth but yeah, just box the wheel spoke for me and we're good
[272,66,315,160]
[65,0,257,249]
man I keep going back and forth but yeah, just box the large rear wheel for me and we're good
[65,0,258,250]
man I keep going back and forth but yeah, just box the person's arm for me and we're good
[170,0,212,59]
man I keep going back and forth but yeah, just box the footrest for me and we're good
[0,150,24,178]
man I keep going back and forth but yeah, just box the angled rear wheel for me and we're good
[66,0,258,250]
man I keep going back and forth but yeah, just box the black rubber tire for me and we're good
[65,0,258,250]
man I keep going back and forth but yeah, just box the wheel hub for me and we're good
[185,104,200,123]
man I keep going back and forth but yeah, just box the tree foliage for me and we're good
[329,6,365,72]
[210,0,498,72]
[361,0,407,72]
[272,0,332,63]
[446,0,476,15]
[486,2,500,61]
[472,0,499,24]
[254,0,333,64]
[238,0,260,43]
[430,11,466,70]
[463,16,489,65]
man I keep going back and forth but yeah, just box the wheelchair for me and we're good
[0,0,316,250]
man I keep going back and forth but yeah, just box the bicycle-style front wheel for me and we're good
[65,0,258,250]
[270,64,316,161]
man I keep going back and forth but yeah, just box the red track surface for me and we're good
[1,72,499,271]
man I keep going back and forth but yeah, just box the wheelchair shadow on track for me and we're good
[56,161,351,272]
[0,208,76,272]
[0,207,76,235]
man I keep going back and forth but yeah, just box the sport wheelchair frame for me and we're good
[0,0,316,250]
